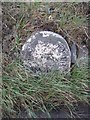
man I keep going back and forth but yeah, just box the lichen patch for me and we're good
[21,31,71,74]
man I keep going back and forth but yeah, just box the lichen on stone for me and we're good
[21,31,71,74]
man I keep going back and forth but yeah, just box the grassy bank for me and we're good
[2,57,89,118]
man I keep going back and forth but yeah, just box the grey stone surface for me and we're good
[21,31,71,74]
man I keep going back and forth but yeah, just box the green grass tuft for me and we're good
[2,58,89,118]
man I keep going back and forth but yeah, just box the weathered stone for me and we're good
[21,31,71,74]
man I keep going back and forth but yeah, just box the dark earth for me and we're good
[17,103,90,118]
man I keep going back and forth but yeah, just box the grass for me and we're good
[2,2,89,118]
[2,57,89,118]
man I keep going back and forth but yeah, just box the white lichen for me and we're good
[32,35,36,39]
[27,38,32,42]
[22,44,27,51]
[32,41,64,63]
[21,31,71,73]
[40,31,50,37]
[40,31,64,39]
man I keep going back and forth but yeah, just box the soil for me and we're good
[17,102,90,118]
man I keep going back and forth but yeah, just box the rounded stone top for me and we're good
[21,31,71,74]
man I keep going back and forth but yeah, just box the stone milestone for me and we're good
[21,31,71,74]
